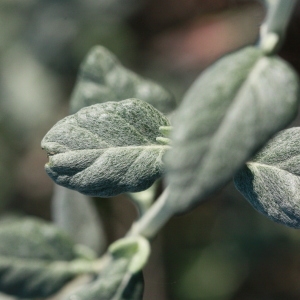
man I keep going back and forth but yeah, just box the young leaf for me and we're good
[165,47,299,213]
[234,127,300,228]
[70,46,176,114]
[42,99,170,197]
[0,217,97,298]
[65,236,149,300]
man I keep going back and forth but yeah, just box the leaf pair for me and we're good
[43,46,174,198]
[42,45,300,230]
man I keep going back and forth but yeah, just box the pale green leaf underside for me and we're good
[52,186,107,255]
[165,46,299,213]
[70,45,176,114]
[42,99,170,197]
[0,217,95,298]
[234,127,300,228]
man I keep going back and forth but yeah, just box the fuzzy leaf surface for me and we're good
[42,99,170,197]
[70,46,176,114]
[165,47,299,213]
[65,237,149,300]
[0,217,95,298]
[234,127,300,228]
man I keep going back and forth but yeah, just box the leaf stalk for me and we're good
[127,187,173,239]
[259,0,297,53]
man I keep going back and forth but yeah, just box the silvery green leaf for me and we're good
[52,185,106,255]
[0,217,98,298]
[65,236,149,300]
[234,127,300,228]
[0,218,76,261]
[165,47,299,213]
[70,45,176,114]
[42,99,170,197]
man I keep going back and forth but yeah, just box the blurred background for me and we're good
[1,0,300,299]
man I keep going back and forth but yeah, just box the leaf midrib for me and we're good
[247,161,296,176]
[197,55,267,175]
[72,103,164,148]
[57,144,169,154]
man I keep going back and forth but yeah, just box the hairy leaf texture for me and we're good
[165,47,299,213]
[42,99,170,197]
[0,217,95,298]
[234,127,300,228]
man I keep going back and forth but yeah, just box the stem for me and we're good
[127,187,173,239]
[259,0,297,53]
[127,181,158,218]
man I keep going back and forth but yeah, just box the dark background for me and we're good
[1,1,300,299]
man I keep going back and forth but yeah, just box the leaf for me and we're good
[0,217,98,298]
[52,185,107,255]
[0,217,76,261]
[70,45,176,114]
[42,98,171,197]
[234,127,300,228]
[65,236,150,300]
[165,47,299,213]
